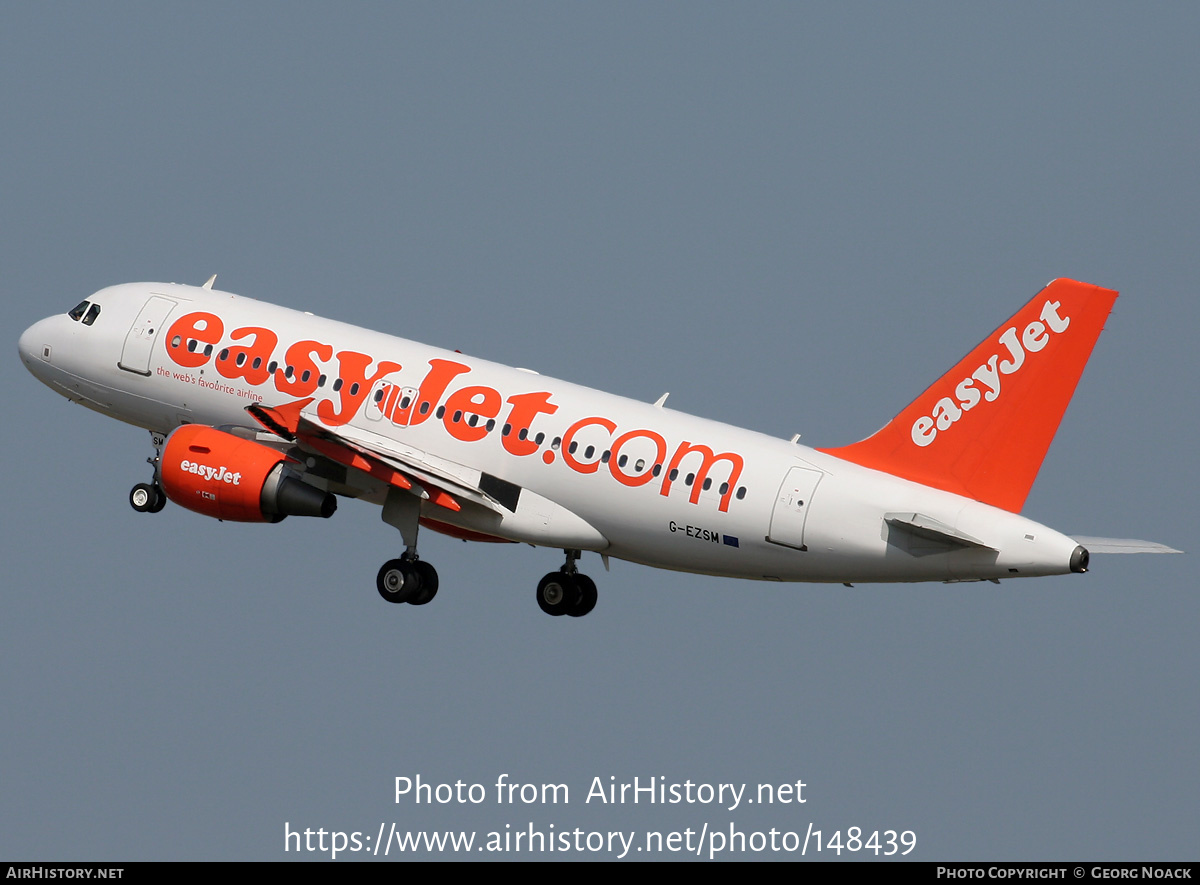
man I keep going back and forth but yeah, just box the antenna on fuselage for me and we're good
[202,274,217,290]
[653,392,669,408]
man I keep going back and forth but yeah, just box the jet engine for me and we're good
[160,425,336,522]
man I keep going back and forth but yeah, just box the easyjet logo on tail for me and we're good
[818,278,1116,513]
[910,299,1070,447]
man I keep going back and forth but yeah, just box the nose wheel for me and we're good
[129,482,166,513]
[130,431,167,513]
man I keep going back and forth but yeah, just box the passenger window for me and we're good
[82,304,101,326]
[68,301,90,321]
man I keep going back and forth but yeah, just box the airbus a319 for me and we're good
[18,276,1178,617]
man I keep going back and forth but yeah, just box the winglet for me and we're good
[819,279,1118,512]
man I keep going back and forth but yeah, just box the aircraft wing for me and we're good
[246,398,515,515]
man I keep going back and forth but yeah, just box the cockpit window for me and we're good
[68,300,90,321]
[82,303,102,326]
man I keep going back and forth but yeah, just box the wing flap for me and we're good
[247,399,510,515]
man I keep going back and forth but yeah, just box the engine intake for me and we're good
[161,425,336,522]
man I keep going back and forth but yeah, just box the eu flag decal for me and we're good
[722,535,740,548]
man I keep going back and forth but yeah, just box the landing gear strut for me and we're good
[129,431,167,513]
[377,487,440,607]
[537,549,598,617]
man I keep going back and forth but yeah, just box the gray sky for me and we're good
[3,3,1195,861]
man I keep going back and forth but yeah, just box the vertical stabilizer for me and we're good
[818,279,1118,512]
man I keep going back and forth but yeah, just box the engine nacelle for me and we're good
[161,425,337,522]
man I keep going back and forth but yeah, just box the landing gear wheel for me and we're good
[147,487,167,513]
[537,572,579,617]
[569,574,598,617]
[376,558,413,604]
[129,483,161,513]
[376,558,439,606]
[409,560,439,606]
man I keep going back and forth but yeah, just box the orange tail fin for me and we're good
[818,279,1118,512]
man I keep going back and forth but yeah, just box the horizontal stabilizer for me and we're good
[885,512,995,550]
[1071,536,1183,554]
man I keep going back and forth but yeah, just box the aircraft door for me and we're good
[357,378,409,426]
[119,295,178,376]
[767,465,824,550]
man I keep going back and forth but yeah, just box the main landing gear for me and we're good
[376,555,439,606]
[375,489,599,617]
[129,432,167,513]
[377,487,440,606]
[536,549,598,618]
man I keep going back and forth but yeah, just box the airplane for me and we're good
[17,276,1179,617]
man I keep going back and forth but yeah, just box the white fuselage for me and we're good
[18,282,1083,583]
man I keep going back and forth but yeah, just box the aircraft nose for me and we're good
[18,316,58,375]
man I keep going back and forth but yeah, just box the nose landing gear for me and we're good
[129,431,167,513]
[129,482,166,513]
